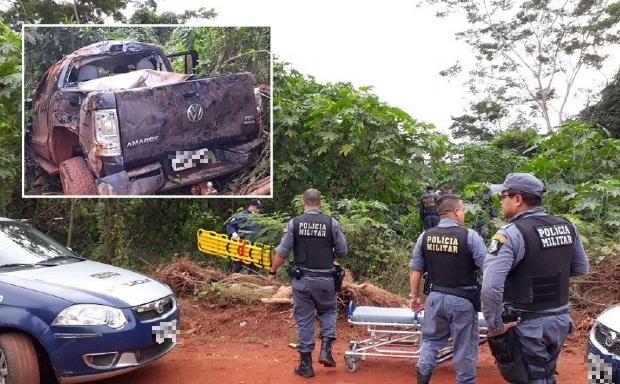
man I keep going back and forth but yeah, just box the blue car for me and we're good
[587,303,620,384]
[0,218,179,383]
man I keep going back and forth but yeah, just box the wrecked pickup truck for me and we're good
[29,40,265,195]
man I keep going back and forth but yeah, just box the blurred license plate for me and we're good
[152,319,178,344]
[170,148,217,171]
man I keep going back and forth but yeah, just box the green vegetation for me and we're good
[1,2,620,300]
[0,21,21,212]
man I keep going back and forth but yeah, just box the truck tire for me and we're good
[59,157,98,195]
[0,333,40,384]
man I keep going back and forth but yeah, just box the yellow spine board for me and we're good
[196,229,273,270]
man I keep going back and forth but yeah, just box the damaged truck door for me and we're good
[29,40,265,196]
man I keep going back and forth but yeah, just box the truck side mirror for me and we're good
[185,50,199,74]
[167,50,199,74]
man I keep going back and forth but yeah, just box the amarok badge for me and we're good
[488,232,506,254]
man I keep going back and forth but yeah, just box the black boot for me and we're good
[318,337,336,367]
[416,369,431,384]
[295,352,314,378]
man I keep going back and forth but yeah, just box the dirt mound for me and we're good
[570,254,620,320]
[150,255,227,295]
[151,255,408,309]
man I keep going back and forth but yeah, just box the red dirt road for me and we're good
[94,327,588,384]
[73,297,591,384]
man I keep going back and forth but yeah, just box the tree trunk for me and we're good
[67,198,76,248]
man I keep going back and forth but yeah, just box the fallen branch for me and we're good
[261,297,293,304]
[247,184,270,196]
[223,50,271,64]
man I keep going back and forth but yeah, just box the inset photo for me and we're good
[23,25,271,197]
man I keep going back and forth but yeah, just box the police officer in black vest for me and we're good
[482,173,589,384]
[410,193,487,384]
[419,185,440,229]
[268,189,348,378]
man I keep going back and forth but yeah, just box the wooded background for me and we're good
[1,1,620,307]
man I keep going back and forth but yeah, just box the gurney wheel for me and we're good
[345,356,358,373]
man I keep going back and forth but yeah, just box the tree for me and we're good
[519,121,620,239]
[490,126,540,157]
[425,0,620,133]
[449,99,507,141]
[273,60,443,207]
[1,0,133,27]
[22,27,108,93]
[448,85,537,141]
[434,142,527,192]
[0,18,21,212]
[579,70,620,138]
[169,27,270,84]
[1,1,217,31]
[128,7,217,27]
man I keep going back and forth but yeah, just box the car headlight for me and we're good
[52,304,127,329]
[94,109,121,156]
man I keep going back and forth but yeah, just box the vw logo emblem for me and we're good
[605,330,617,347]
[187,104,204,123]
[156,300,165,314]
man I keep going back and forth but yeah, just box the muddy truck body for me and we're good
[30,41,264,195]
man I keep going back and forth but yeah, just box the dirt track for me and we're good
[31,276,590,384]
[90,338,587,384]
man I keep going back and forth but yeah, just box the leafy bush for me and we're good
[520,122,620,242]
[0,20,21,212]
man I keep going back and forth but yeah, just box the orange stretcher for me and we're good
[196,229,273,270]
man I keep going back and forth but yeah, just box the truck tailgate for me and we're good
[115,72,260,166]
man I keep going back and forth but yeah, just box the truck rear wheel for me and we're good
[59,157,98,195]
[0,333,40,384]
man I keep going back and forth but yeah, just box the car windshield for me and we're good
[0,221,78,265]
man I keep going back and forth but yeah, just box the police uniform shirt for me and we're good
[420,192,440,216]
[409,218,487,273]
[226,209,260,238]
[275,208,348,259]
[481,207,589,336]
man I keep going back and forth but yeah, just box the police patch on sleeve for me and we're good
[487,232,506,254]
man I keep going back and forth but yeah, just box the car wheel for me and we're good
[0,333,40,384]
[59,157,98,195]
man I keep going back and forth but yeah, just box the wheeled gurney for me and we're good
[344,304,489,373]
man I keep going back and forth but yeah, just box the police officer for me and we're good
[482,173,589,383]
[440,183,453,196]
[419,185,440,229]
[409,194,487,384]
[267,189,348,378]
[225,199,263,274]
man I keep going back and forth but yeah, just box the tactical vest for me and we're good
[504,215,576,311]
[421,193,439,215]
[422,226,477,287]
[292,213,334,269]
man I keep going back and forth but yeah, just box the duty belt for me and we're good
[512,308,568,321]
[431,284,475,297]
[300,269,334,277]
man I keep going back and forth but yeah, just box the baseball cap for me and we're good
[490,173,545,198]
[250,198,263,208]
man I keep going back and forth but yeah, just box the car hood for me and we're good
[598,303,620,330]
[1,260,172,307]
